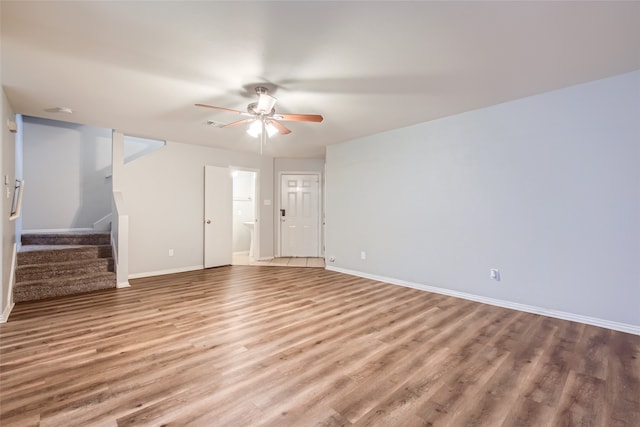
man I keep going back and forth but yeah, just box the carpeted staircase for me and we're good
[14,232,117,302]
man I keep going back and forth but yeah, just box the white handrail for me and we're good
[9,179,24,221]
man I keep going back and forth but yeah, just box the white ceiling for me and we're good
[2,1,639,158]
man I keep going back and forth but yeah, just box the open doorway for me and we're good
[231,169,259,265]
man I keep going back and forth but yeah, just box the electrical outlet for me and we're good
[490,269,500,281]
[361,251,366,260]
[169,249,174,257]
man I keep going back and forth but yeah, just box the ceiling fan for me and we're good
[195,86,323,139]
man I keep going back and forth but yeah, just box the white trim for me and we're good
[112,191,129,287]
[255,256,274,262]
[0,302,14,324]
[326,266,640,336]
[128,265,204,280]
[0,244,18,323]
[111,234,118,264]
[117,281,131,288]
[277,171,322,258]
[93,213,112,231]
[322,163,327,258]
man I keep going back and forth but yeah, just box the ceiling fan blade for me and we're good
[275,113,324,123]
[270,120,292,135]
[195,103,244,114]
[221,118,254,128]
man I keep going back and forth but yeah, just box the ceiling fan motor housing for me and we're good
[247,102,275,116]
[252,86,278,114]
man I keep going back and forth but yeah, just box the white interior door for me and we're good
[280,173,320,257]
[204,165,232,268]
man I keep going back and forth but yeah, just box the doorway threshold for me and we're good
[232,254,325,268]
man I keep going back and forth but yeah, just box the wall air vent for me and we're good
[44,107,73,114]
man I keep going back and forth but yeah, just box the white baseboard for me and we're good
[233,251,250,256]
[255,256,274,261]
[117,281,131,288]
[93,213,112,231]
[128,265,204,280]
[326,266,640,336]
[0,301,14,323]
[1,243,18,323]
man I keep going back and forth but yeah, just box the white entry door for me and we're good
[204,165,232,268]
[280,174,320,257]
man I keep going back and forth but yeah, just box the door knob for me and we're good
[206,219,211,224]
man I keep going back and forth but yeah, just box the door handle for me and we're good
[206,219,211,224]
[280,209,286,217]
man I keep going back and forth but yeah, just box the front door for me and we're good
[280,173,320,257]
[204,165,232,268]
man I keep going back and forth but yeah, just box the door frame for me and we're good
[277,171,322,258]
[230,166,261,261]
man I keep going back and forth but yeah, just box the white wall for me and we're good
[326,71,640,331]
[22,117,112,230]
[1,88,17,321]
[274,158,325,176]
[121,140,274,277]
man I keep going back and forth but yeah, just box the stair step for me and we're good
[18,245,112,265]
[16,258,114,282]
[13,272,117,302]
[15,231,117,303]
[22,232,111,246]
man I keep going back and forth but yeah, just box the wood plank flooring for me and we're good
[1,266,638,426]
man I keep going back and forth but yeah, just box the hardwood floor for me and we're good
[1,266,638,426]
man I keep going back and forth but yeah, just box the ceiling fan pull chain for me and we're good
[261,119,266,155]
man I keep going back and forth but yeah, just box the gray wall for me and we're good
[16,117,276,278]
[325,71,640,329]
[120,140,274,276]
[274,158,325,175]
[22,117,112,230]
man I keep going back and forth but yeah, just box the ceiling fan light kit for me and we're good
[247,120,278,138]
[196,86,323,153]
